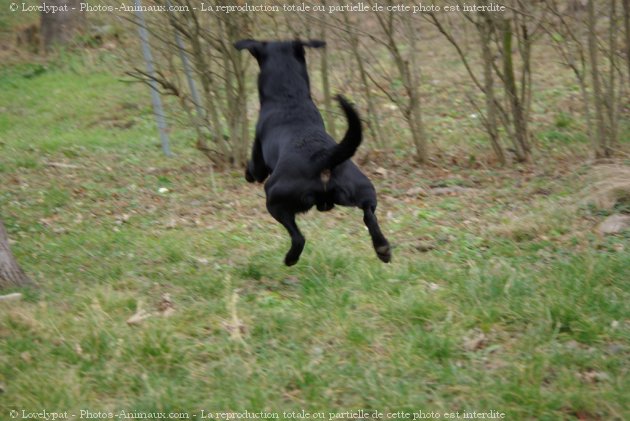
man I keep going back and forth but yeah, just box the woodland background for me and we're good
[0,0,629,418]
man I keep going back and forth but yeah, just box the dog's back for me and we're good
[248,42,330,165]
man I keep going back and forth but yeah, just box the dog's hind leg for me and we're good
[267,205,305,266]
[362,205,391,263]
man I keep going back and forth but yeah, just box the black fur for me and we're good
[235,39,391,266]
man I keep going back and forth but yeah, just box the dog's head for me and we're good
[234,39,325,63]
[235,39,325,99]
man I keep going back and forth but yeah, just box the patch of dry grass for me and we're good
[582,163,630,212]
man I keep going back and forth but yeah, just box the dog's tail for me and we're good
[316,95,362,171]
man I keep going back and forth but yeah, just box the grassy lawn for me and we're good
[0,57,629,419]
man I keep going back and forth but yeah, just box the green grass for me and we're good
[0,59,629,420]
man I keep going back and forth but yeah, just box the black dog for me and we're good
[235,39,391,266]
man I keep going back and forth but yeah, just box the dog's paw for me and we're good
[245,167,255,183]
[284,239,305,266]
[376,244,392,263]
[284,255,300,266]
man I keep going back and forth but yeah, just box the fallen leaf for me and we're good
[464,331,487,352]
[415,241,436,252]
[431,186,474,196]
[158,293,175,317]
[426,282,441,291]
[127,303,153,326]
[282,276,300,286]
[578,369,610,383]
[158,293,173,311]
[405,186,427,197]
[193,257,210,265]
[115,214,130,225]
[0,293,23,303]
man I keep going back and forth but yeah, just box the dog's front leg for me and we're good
[363,205,391,263]
[267,204,305,266]
[245,137,269,183]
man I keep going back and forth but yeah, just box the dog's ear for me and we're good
[292,39,326,61]
[303,40,326,49]
[234,39,264,58]
[234,39,258,51]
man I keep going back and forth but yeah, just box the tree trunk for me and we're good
[587,0,609,158]
[623,0,630,86]
[606,0,619,149]
[403,14,428,163]
[188,12,230,164]
[40,0,86,52]
[343,14,385,148]
[320,30,337,139]
[501,17,530,162]
[0,219,33,289]
[480,15,506,165]
[372,2,428,163]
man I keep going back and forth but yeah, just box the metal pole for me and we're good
[134,0,172,157]
[168,0,205,120]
